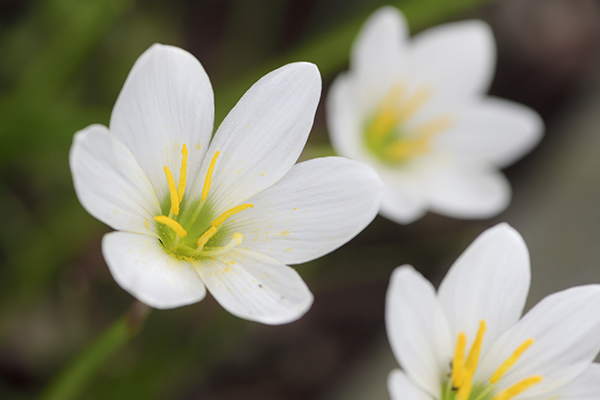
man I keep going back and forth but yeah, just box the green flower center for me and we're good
[363,84,453,165]
[153,146,252,259]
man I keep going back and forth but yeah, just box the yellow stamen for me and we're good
[465,321,487,373]
[396,86,431,122]
[211,204,254,227]
[154,216,187,237]
[368,84,406,142]
[491,375,543,400]
[201,151,220,202]
[163,166,180,215]
[490,339,534,384]
[199,233,244,257]
[177,144,189,202]
[197,226,217,249]
[452,333,467,388]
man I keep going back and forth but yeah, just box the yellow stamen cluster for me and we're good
[452,321,487,400]
[153,145,251,257]
[450,321,543,400]
[365,84,454,164]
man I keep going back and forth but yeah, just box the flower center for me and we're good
[152,145,253,259]
[363,83,453,165]
[441,320,542,400]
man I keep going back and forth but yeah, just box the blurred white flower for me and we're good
[327,7,543,224]
[70,44,382,324]
[386,223,600,400]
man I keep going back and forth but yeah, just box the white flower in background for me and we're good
[70,44,382,324]
[327,7,544,224]
[386,223,600,400]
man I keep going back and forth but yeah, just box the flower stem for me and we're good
[39,301,151,400]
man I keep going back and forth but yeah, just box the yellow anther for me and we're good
[211,204,254,227]
[491,375,543,400]
[452,333,467,388]
[465,321,487,374]
[201,151,220,202]
[490,339,534,384]
[197,226,217,249]
[177,144,189,202]
[163,166,180,215]
[396,86,431,122]
[154,216,187,237]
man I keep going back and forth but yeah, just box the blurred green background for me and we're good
[1,0,600,399]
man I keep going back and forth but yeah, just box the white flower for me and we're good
[69,44,382,324]
[326,7,544,224]
[386,223,600,400]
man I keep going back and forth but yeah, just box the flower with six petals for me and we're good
[327,7,543,224]
[386,223,600,400]
[70,44,382,324]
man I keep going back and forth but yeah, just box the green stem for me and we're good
[39,301,151,400]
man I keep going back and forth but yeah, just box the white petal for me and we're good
[102,232,206,309]
[110,44,214,203]
[388,369,434,400]
[386,266,452,398]
[326,73,370,161]
[70,124,160,235]
[192,62,321,215]
[438,223,530,356]
[228,157,382,264]
[350,6,410,112]
[427,167,511,219]
[378,166,429,224]
[194,249,313,325]
[477,285,600,396]
[408,20,495,99]
[437,97,544,168]
[527,363,600,400]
